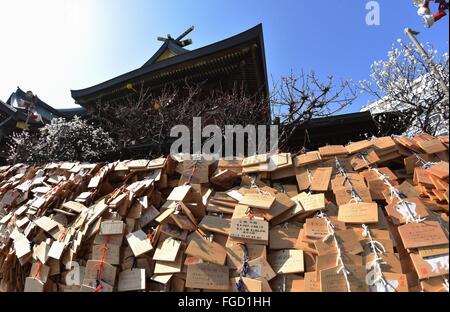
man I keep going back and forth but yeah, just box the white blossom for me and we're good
[360,41,449,136]
[4,116,117,164]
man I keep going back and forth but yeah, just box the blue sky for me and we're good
[0,0,448,111]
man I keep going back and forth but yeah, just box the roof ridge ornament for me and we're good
[157,26,194,48]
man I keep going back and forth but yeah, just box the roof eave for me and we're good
[71,24,267,102]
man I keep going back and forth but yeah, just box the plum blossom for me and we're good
[360,41,449,136]
[4,116,117,164]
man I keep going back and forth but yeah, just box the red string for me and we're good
[94,235,110,292]
[185,165,199,185]
[57,229,67,242]
[33,261,43,280]
[147,232,153,242]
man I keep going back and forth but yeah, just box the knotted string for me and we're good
[111,211,121,220]
[199,229,213,242]
[95,235,110,292]
[57,228,68,242]
[174,202,183,214]
[199,230,214,242]
[369,168,425,224]
[429,211,449,237]
[371,168,405,202]
[185,158,202,185]
[356,161,416,292]
[443,277,449,292]
[249,175,270,196]
[125,255,138,270]
[33,260,43,281]
[306,169,313,195]
[244,207,255,220]
[414,154,438,169]
[335,157,363,204]
[359,155,422,290]
[132,256,138,270]
[147,231,154,243]
[236,243,249,292]
[399,201,426,224]
[147,226,158,243]
[362,224,386,255]
[361,224,395,292]
[316,211,352,292]
[356,151,371,169]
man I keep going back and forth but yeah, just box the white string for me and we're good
[249,175,270,196]
[316,211,352,292]
[357,152,371,169]
[429,211,449,237]
[306,169,313,195]
[362,224,386,255]
[335,157,362,204]
[306,169,312,184]
[358,157,428,291]
[352,156,397,292]
[369,168,404,202]
[399,201,426,224]
[414,154,438,169]
[357,153,402,203]
[369,167,426,224]
[443,277,449,292]
[362,224,396,292]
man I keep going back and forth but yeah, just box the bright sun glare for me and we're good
[0,0,92,108]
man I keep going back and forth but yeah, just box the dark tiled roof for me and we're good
[289,111,379,150]
[7,87,62,118]
[141,39,190,68]
[57,107,87,119]
[71,24,268,102]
